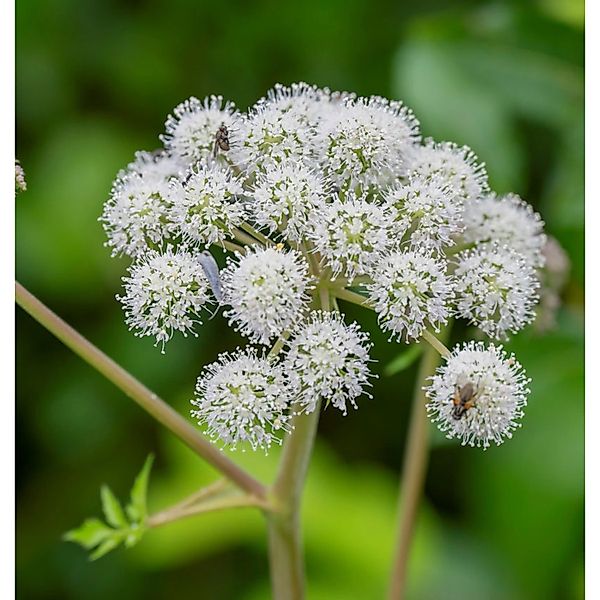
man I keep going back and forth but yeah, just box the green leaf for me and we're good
[124,523,146,548]
[63,518,113,550]
[126,454,154,524]
[89,533,124,561]
[384,344,423,377]
[100,485,128,529]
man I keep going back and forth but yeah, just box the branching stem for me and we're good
[223,240,245,253]
[148,493,269,528]
[231,226,263,247]
[15,281,267,500]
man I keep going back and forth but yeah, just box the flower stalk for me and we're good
[149,488,270,528]
[15,281,267,500]
[267,406,321,600]
[264,288,330,599]
[388,327,449,600]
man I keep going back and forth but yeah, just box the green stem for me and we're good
[238,222,274,246]
[223,239,245,253]
[318,284,330,312]
[15,281,266,500]
[388,328,449,600]
[421,329,451,358]
[445,241,476,256]
[267,406,321,600]
[265,288,328,599]
[159,479,231,514]
[148,493,269,528]
[268,331,291,360]
[232,226,265,247]
[333,287,371,308]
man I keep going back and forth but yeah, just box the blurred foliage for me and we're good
[16,0,583,599]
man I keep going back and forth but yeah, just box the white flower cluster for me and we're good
[285,311,373,415]
[250,161,328,241]
[118,247,212,351]
[367,251,453,341]
[161,95,238,166]
[171,161,246,247]
[221,247,311,345]
[308,193,393,282]
[102,82,549,451]
[453,244,539,339]
[191,348,292,451]
[425,342,530,449]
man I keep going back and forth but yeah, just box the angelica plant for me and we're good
[16,82,554,600]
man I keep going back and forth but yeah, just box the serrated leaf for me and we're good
[63,518,113,550]
[385,344,423,377]
[89,533,124,561]
[100,485,128,529]
[126,454,154,524]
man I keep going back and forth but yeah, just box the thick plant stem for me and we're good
[388,341,445,600]
[263,289,330,598]
[267,406,321,600]
[15,281,266,500]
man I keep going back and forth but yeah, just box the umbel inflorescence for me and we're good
[101,82,547,451]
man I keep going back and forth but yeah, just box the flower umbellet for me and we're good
[424,342,530,449]
[285,310,373,415]
[191,347,293,451]
[221,246,312,345]
[101,82,547,455]
[118,246,213,351]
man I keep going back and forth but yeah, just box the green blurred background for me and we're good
[16,0,584,598]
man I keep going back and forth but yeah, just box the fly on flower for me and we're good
[451,382,479,420]
[213,123,230,157]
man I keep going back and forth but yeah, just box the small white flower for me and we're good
[121,150,187,183]
[222,247,311,345]
[307,193,393,282]
[15,160,27,193]
[285,311,373,415]
[316,96,420,192]
[453,244,540,339]
[191,348,293,451]
[263,82,324,126]
[118,247,212,350]
[250,160,329,241]
[230,90,318,174]
[101,171,183,258]
[462,193,546,267]
[407,139,489,202]
[425,341,530,449]
[169,161,246,247]
[161,96,238,165]
[383,173,463,251]
[367,250,453,341]
[307,88,357,123]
